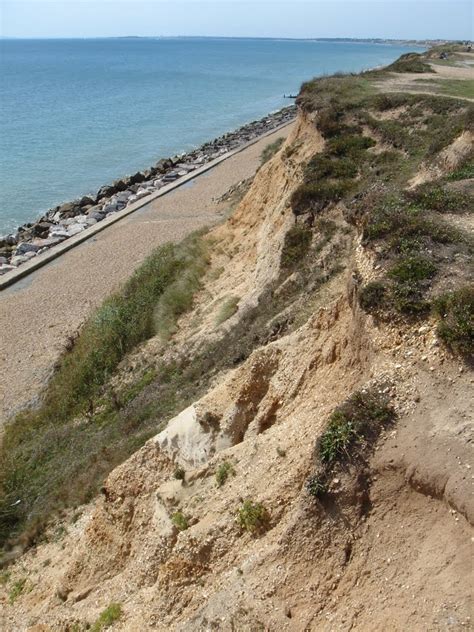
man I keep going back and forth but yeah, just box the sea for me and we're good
[0,37,418,234]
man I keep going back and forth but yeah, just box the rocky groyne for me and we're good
[0,106,296,275]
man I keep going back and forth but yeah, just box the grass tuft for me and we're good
[171,511,189,532]
[215,461,235,487]
[237,500,270,535]
[91,603,122,631]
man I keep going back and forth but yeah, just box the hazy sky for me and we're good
[0,1,472,39]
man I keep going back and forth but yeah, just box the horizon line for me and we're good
[0,35,457,42]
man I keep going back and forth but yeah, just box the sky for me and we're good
[0,0,472,40]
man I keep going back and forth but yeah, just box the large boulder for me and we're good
[78,195,95,207]
[16,241,41,255]
[96,184,117,200]
[31,221,53,238]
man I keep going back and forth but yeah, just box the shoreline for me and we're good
[0,122,295,421]
[0,105,296,279]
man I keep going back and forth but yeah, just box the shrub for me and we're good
[27,233,207,423]
[171,511,189,532]
[326,134,376,157]
[216,296,240,325]
[291,180,352,215]
[306,474,328,499]
[358,281,387,312]
[433,288,474,356]
[215,461,235,487]
[391,281,430,315]
[280,225,312,268]
[91,603,122,631]
[237,500,270,535]
[260,137,285,164]
[388,255,437,284]
[318,389,394,465]
[304,154,358,180]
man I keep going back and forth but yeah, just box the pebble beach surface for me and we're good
[0,123,295,425]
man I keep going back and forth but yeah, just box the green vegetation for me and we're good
[319,390,393,464]
[408,183,472,214]
[91,603,122,631]
[215,461,235,487]
[260,137,285,164]
[171,511,189,532]
[446,154,474,181]
[9,578,27,604]
[216,295,240,324]
[290,119,375,217]
[387,52,434,74]
[307,389,394,499]
[153,239,210,341]
[237,500,270,535]
[280,224,312,268]
[434,288,474,356]
[0,233,209,548]
[358,281,387,312]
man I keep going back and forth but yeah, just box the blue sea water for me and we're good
[0,38,417,234]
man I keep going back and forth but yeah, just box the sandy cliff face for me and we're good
[2,108,473,632]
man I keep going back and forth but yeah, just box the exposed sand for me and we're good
[0,124,294,424]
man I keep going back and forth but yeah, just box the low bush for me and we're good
[326,134,376,157]
[91,603,122,631]
[307,389,394,501]
[291,180,353,215]
[318,389,394,465]
[391,280,431,315]
[388,255,437,284]
[280,225,312,268]
[215,461,235,487]
[0,233,209,548]
[237,500,270,535]
[358,281,387,312]
[304,154,358,180]
[433,288,474,356]
[446,155,474,181]
[173,467,186,481]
